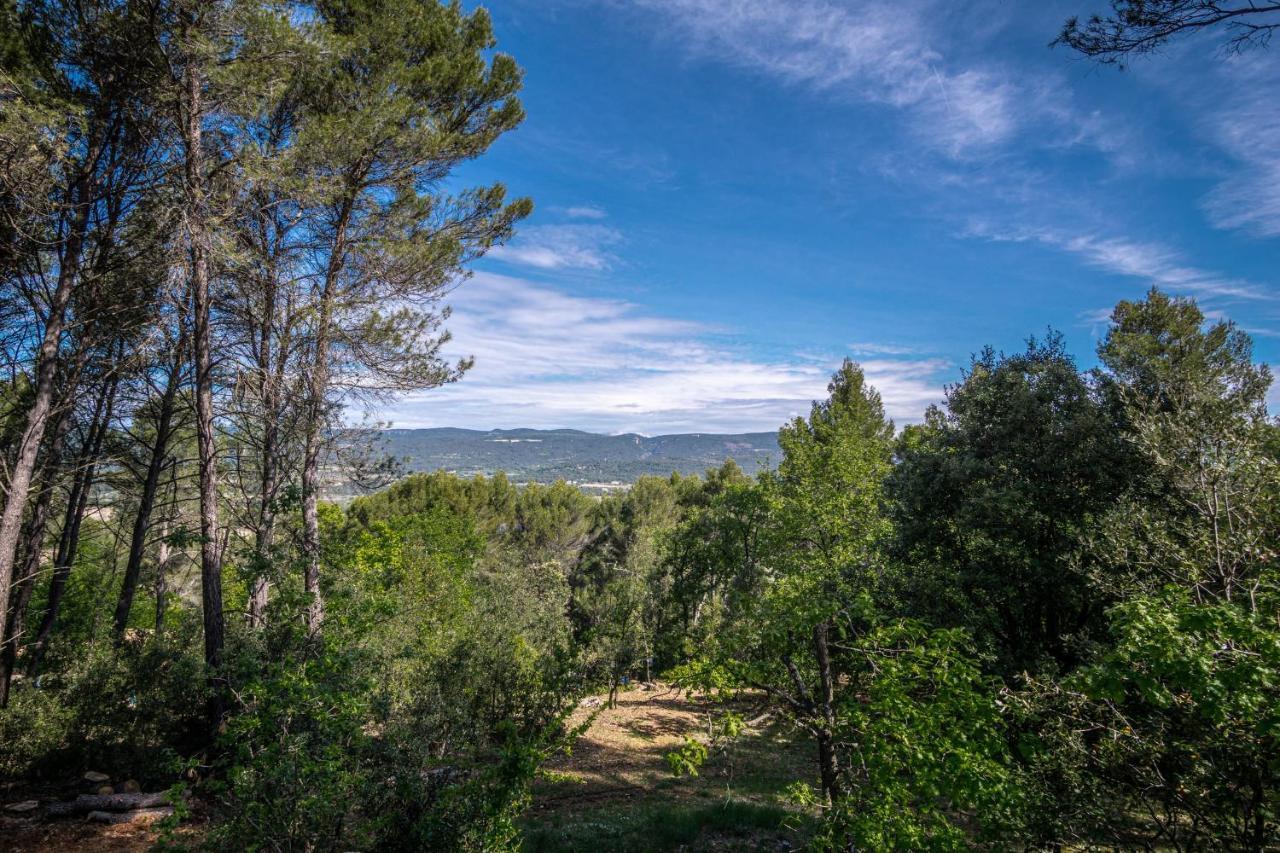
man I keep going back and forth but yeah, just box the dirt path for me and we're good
[523,684,815,851]
[533,683,710,809]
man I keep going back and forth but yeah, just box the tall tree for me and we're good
[113,322,187,640]
[689,361,895,804]
[888,334,1126,677]
[291,0,531,632]
[1093,288,1277,607]
[0,0,167,692]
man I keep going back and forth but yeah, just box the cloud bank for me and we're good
[384,272,947,434]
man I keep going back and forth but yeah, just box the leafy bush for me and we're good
[1071,592,1280,850]
[816,623,1024,851]
[0,684,75,780]
[1,622,206,784]
[206,641,372,852]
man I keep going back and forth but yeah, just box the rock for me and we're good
[95,785,114,796]
[4,800,39,814]
[115,779,141,794]
[82,771,110,784]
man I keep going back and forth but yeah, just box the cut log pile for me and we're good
[3,771,176,825]
[45,791,171,818]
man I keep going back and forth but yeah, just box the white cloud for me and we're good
[1200,55,1280,238]
[968,221,1274,302]
[848,341,921,356]
[488,224,622,271]
[383,272,947,433]
[625,0,1018,156]
[563,205,608,219]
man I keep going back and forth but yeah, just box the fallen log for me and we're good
[45,792,169,817]
[85,806,174,825]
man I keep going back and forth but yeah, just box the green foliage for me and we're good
[208,523,578,852]
[816,622,1023,851]
[1071,591,1280,849]
[0,627,206,783]
[665,735,710,777]
[889,333,1124,676]
[208,640,372,852]
[0,681,74,779]
[5,284,1278,852]
[1091,289,1278,603]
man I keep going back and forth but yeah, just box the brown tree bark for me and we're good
[0,405,75,706]
[153,520,172,636]
[0,171,94,668]
[246,275,285,628]
[25,371,118,678]
[813,621,841,805]
[113,353,182,641]
[181,36,226,732]
[300,193,355,636]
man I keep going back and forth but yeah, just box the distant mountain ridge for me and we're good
[378,427,780,487]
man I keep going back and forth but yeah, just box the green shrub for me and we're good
[1071,592,1280,850]
[0,685,75,780]
[1,624,205,784]
[815,623,1024,851]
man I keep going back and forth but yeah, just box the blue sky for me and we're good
[385,0,1280,434]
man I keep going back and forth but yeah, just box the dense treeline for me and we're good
[1,0,1278,849]
[657,291,1280,850]
[332,291,1280,849]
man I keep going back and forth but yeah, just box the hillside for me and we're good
[378,428,780,486]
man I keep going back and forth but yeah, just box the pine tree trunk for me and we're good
[26,373,117,678]
[182,41,226,733]
[154,519,172,636]
[113,358,180,641]
[0,174,92,668]
[247,300,280,628]
[0,408,74,706]
[300,414,326,633]
[300,194,354,636]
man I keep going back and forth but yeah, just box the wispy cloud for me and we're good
[488,224,623,271]
[562,205,608,220]
[1200,56,1280,238]
[968,221,1274,302]
[848,341,922,356]
[385,273,947,433]
[625,0,1019,156]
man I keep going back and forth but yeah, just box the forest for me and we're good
[1,0,1278,850]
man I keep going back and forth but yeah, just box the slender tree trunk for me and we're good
[247,288,280,628]
[181,42,225,733]
[153,521,171,636]
[300,392,326,633]
[0,174,93,665]
[246,507,274,626]
[113,357,181,641]
[300,194,355,635]
[813,621,841,804]
[0,406,74,706]
[25,372,117,677]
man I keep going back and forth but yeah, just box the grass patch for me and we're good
[538,769,587,785]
